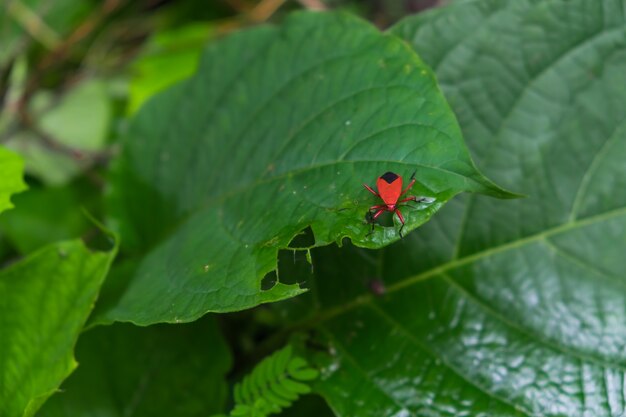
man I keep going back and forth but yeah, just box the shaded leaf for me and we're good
[276,394,335,417]
[104,11,512,325]
[38,317,231,417]
[0,239,116,417]
[0,179,98,254]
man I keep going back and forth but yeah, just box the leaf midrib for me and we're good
[323,327,429,417]
[298,204,626,344]
[144,158,485,256]
[321,304,531,416]
[299,206,626,414]
[2,245,95,413]
[369,303,533,416]
[210,159,479,211]
[569,119,626,221]
[440,268,626,372]
[449,21,625,259]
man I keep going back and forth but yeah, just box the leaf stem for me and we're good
[6,0,62,50]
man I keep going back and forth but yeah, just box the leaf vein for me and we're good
[368,303,533,416]
[323,326,414,415]
[441,272,626,372]
[447,21,625,260]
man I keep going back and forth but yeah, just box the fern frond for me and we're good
[227,345,319,417]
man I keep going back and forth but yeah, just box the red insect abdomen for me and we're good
[376,173,402,205]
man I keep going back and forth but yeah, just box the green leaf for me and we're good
[104,11,512,325]
[5,80,112,185]
[0,145,27,215]
[282,1,626,416]
[0,239,116,417]
[281,379,310,395]
[287,357,319,381]
[38,80,111,152]
[231,405,253,416]
[38,317,231,417]
[5,131,83,186]
[0,179,98,254]
[228,345,318,417]
[270,381,298,403]
[128,23,212,114]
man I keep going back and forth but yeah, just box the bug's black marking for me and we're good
[380,171,399,184]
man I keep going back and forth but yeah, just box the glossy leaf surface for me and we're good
[104,12,510,325]
[287,1,626,416]
[0,240,116,417]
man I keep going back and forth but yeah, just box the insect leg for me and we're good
[394,208,406,238]
[369,204,387,212]
[363,184,380,197]
[398,196,435,205]
[372,208,386,220]
[366,209,386,236]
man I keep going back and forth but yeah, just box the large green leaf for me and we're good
[0,239,116,417]
[38,317,231,417]
[0,146,27,215]
[277,1,626,416]
[104,11,512,325]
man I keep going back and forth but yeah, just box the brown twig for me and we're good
[11,0,127,151]
[38,0,125,71]
[214,0,291,35]
[296,0,327,10]
[6,0,62,50]
[223,0,255,13]
[247,0,288,23]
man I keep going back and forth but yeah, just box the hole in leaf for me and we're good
[82,228,116,252]
[367,210,394,227]
[276,248,314,287]
[288,226,315,248]
[261,270,278,291]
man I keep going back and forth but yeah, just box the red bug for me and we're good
[363,171,430,237]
